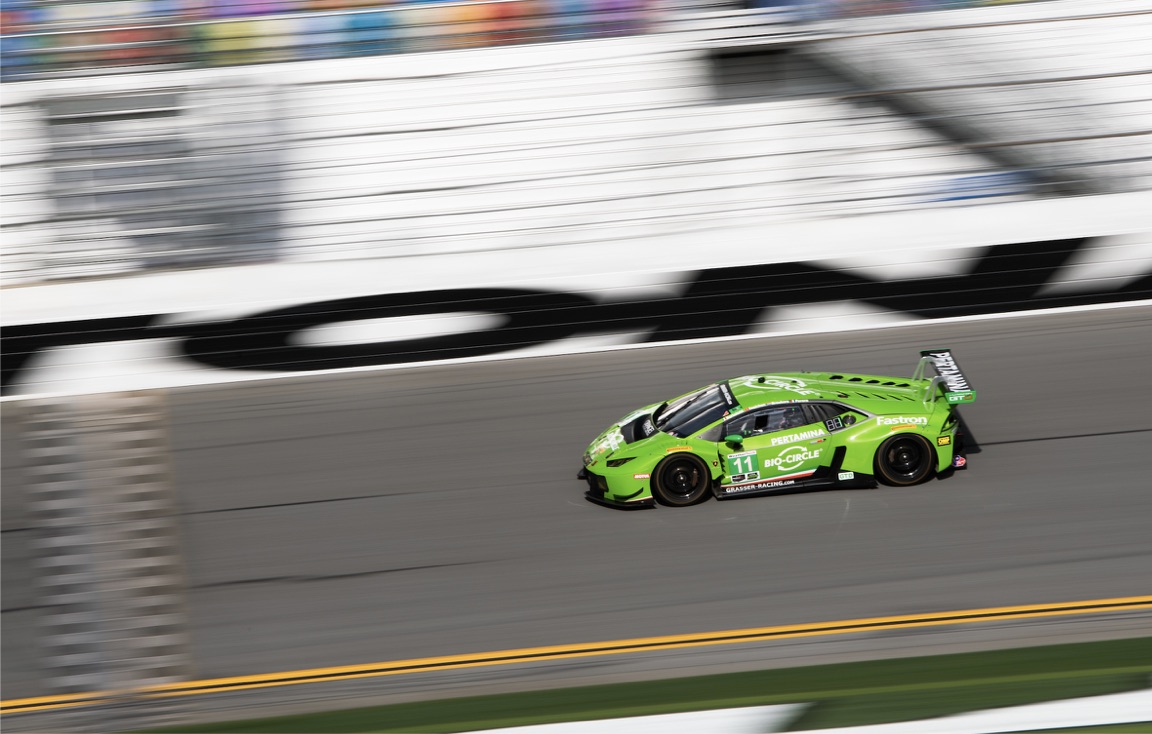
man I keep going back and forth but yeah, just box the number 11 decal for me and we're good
[726,450,757,475]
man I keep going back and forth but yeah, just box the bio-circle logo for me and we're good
[764,446,821,473]
[740,376,820,396]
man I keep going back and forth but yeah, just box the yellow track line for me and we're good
[5,594,1151,715]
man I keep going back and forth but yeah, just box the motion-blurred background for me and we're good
[4,0,1150,284]
[2,0,1151,731]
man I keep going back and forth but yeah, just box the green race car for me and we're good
[578,349,976,508]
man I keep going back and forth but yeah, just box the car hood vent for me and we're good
[828,375,910,388]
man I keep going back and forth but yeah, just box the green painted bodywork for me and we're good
[582,363,971,507]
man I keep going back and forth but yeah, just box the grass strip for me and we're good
[1007,726,1152,734]
[145,637,1152,733]
[786,673,1146,730]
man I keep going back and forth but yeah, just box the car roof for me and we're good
[728,372,927,413]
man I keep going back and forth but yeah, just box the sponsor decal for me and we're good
[837,471,855,481]
[771,428,827,446]
[666,446,693,453]
[739,376,820,396]
[875,414,930,426]
[592,430,625,456]
[731,471,760,483]
[953,455,967,468]
[632,473,651,480]
[937,435,952,446]
[7,237,1149,396]
[877,416,929,426]
[726,449,758,476]
[923,350,971,391]
[718,381,737,407]
[723,479,796,494]
[764,446,822,473]
[641,418,656,437]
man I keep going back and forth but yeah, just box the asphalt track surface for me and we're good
[5,305,1152,726]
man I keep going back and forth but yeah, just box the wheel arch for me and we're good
[651,451,713,507]
[873,432,937,486]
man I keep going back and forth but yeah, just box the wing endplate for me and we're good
[920,348,976,404]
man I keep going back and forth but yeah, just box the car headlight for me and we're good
[606,457,635,467]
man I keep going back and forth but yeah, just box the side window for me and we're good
[805,403,839,424]
[726,405,809,438]
[724,411,760,437]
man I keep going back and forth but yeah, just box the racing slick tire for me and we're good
[875,434,935,486]
[652,454,711,507]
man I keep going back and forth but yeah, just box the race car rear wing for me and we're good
[914,348,976,404]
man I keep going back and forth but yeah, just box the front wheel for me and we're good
[652,454,711,507]
[875,434,935,486]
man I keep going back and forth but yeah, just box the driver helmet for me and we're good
[780,405,806,429]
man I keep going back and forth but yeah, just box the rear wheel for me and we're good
[652,454,711,507]
[875,434,935,486]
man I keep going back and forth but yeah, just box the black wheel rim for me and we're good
[886,438,925,479]
[663,459,702,498]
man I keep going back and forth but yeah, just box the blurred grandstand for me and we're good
[1,0,1149,285]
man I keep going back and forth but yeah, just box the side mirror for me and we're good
[724,434,743,445]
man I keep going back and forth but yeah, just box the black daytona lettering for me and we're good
[4,238,1150,393]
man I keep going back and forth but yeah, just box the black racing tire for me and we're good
[652,453,711,507]
[875,434,936,486]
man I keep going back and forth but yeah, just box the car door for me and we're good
[717,404,831,495]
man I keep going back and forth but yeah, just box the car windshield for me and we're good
[654,384,733,438]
